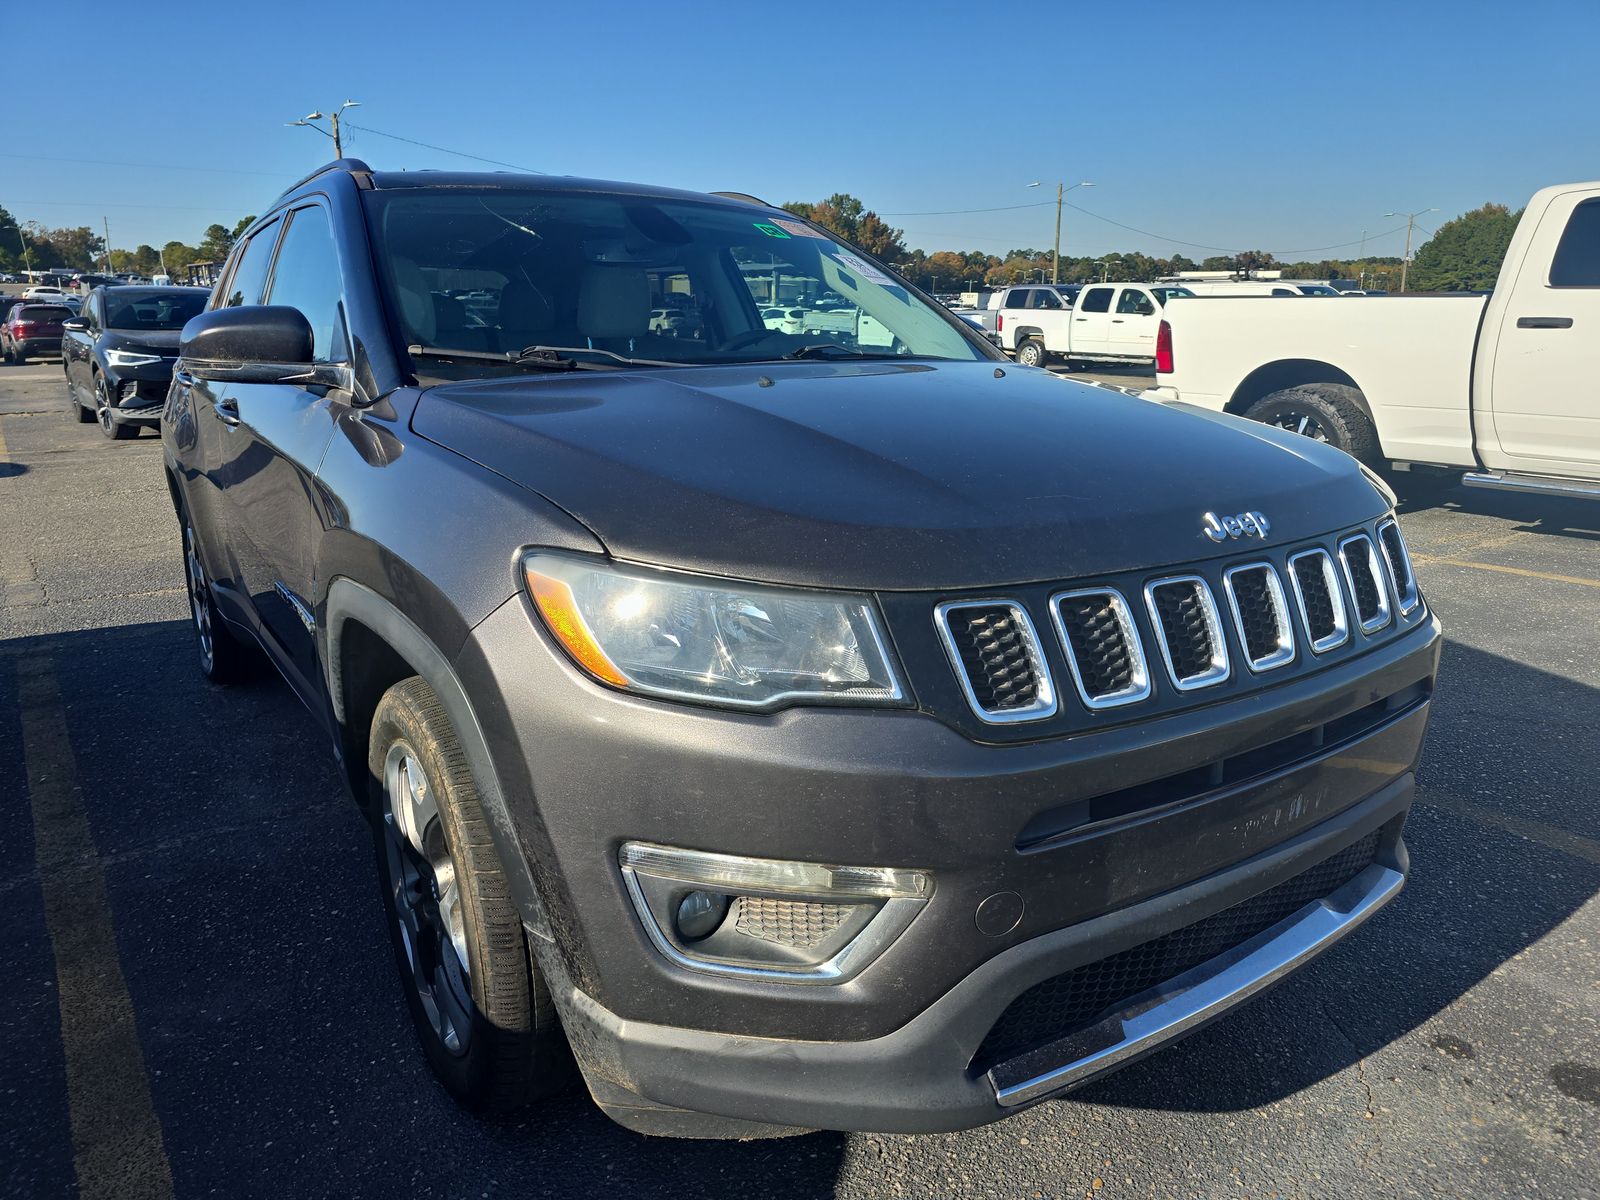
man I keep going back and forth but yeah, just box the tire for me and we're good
[10,346,25,366]
[1016,338,1048,368]
[181,518,258,682]
[1242,384,1379,466]
[369,677,571,1112]
[95,374,137,440]
[74,389,95,422]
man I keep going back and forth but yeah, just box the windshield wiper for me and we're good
[777,344,909,362]
[406,344,677,373]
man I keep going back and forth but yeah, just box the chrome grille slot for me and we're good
[1338,534,1392,634]
[1222,564,1296,671]
[1143,576,1229,690]
[1049,588,1150,709]
[1288,549,1349,653]
[935,600,1057,722]
[1377,519,1420,615]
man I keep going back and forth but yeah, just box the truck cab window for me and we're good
[1116,289,1154,315]
[1079,287,1113,314]
[1551,197,1600,287]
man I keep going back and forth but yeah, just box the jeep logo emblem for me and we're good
[1202,510,1270,542]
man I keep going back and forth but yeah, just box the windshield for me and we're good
[105,289,208,330]
[361,188,988,371]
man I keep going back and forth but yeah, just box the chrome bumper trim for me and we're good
[989,861,1404,1107]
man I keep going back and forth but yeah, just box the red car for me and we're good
[1,302,72,364]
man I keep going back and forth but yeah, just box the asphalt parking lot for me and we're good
[2,356,1597,1200]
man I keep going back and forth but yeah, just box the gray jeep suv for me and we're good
[161,159,1440,1137]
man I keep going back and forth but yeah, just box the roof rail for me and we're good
[710,190,771,207]
[272,157,375,206]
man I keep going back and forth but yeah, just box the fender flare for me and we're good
[323,577,551,937]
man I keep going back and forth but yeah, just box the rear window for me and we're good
[18,306,70,321]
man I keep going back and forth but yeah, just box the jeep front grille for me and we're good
[1144,577,1229,690]
[1049,589,1150,709]
[1377,519,1420,615]
[935,601,1057,722]
[1287,549,1350,653]
[1222,564,1296,671]
[1338,534,1392,634]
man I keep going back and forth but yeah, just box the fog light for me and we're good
[675,890,728,941]
[619,842,932,984]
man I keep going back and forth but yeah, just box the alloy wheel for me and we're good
[183,526,215,672]
[382,741,474,1056]
[96,377,115,434]
[1268,410,1331,443]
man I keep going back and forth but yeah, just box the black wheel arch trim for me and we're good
[322,577,556,948]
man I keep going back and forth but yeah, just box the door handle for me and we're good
[1516,316,1573,329]
[1112,318,1125,323]
[213,396,241,427]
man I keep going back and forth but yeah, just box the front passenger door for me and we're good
[223,202,348,699]
[1109,287,1159,358]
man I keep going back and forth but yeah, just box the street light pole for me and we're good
[288,100,361,158]
[1029,179,1094,283]
[1384,207,1438,292]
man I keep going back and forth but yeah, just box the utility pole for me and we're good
[288,100,361,158]
[1384,207,1438,292]
[1028,179,1094,283]
[103,216,115,274]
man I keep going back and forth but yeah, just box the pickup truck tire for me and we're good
[369,677,571,1112]
[1016,338,1048,368]
[1244,385,1379,466]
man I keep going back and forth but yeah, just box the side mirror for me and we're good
[61,317,87,331]
[179,305,321,384]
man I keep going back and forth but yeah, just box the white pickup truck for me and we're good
[988,282,1192,368]
[1147,180,1600,498]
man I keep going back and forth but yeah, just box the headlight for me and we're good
[106,349,162,367]
[522,552,903,709]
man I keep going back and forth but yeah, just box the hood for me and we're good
[104,328,182,354]
[411,361,1388,591]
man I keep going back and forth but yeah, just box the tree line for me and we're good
[779,193,1519,295]
[1,194,1517,296]
[0,206,255,279]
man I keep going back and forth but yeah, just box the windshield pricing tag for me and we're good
[752,222,791,239]
[773,218,827,239]
[830,251,895,286]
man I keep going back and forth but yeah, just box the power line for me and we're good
[879,200,1056,217]
[343,123,545,173]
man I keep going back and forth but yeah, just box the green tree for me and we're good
[781,193,906,262]
[196,223,236,264]
[1407,203,1521,292]
[231,215,257,239]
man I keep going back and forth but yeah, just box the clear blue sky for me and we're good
[6,0,1596,263]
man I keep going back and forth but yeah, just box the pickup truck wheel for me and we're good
[1016,338,1048,368]
[1244,385,1379,466]
[369,678,571,1112]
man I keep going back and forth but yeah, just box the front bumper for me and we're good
[105,366,174,422]
[456,593,1439,1133]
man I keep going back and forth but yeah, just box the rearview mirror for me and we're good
[179,305,324,384]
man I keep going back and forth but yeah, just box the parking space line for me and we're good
[1411,553,1600,590]
[16,654,176,1200]
[1419,788,1600,867]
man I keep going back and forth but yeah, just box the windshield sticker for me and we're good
[773,218,827,239]
[752,222,791,239]
[830,250,894,286]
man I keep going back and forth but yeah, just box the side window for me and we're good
[1115,289,1148,314]
[1034,289,1062,310]
[264,205,347,361]
[221,219,281,308]
[1550,197,1600,287]
[1271,288,1296,296]
[1006,289,1030,309]
[1079,287,1113,314]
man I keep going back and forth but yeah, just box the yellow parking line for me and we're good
[1411,553,1600,591]
[16,655,175,1200]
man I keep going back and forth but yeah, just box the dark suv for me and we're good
[162,159,1440,1138]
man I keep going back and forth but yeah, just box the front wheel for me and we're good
[1243,384,1379,466]
[1016,338,1048,368]
[95,375,137,440]
[369,678,571,1111]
